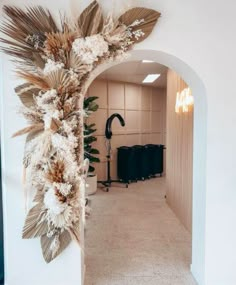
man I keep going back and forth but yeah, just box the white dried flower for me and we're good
[72,34,109,64]
[129,19,145,27]
[53,182,72,196]
[44,188,67,216]
[43,59,64,75]
[133,29,145,40]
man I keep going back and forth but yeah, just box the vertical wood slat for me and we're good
[166,69,193,232]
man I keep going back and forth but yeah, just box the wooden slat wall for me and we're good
[166,69,193,232]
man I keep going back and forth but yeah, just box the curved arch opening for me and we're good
[85,49,207,285]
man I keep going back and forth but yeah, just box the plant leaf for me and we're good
[15,83,40,107]
[12,123,44,138]
[119,7,161,43]
[78,0,103,36]
[0,6,59,65]
[22,203,48,239]
[41,230,71,263]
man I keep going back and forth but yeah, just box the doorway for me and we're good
[84,50,207,285]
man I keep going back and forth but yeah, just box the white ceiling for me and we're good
[97,61,168,88]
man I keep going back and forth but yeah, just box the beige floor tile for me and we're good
[85,178,197,285]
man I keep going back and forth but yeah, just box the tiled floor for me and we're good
[84,178,197,285]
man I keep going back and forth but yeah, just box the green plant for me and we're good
[83,96,100,173]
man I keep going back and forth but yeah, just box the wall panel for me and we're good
[87,79,166,180]
[166,69,193,232]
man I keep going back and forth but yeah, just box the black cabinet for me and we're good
[117,144,164,183]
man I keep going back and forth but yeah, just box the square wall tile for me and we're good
[125,83,141,110]
[141,133,151,145]
[110,134,127,162]
[89,80,107,109]
[110,159,118,179]
[108,81,125,109]
[126,134,141,146]
[88,108,107,135]
[141,86,152,110]
[126,110,140,133]
[141,111,151,133]
[96,162,106,181]
[151,111,163,133]
[151,133,163,144]
[152,88,166,111]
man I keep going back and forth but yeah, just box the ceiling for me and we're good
[97,61,168,88]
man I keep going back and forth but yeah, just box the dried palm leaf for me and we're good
[0,6,59,66]
[16,71,50,90]
[26,128,44,143]
[68,50,92,76]
[119,7,161,43]
[41,230,71,263]
[46,69,80,95]
[46,161,65,183]
[22,203,48,239]
[12,123,44,138]
[33,189,45,204]
[15,83,40,107]
[78,0,103,36]
[68,221,80,244]
[44,30,76,62]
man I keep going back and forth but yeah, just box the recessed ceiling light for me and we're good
[142,74,160,83]
[142,60,154,63]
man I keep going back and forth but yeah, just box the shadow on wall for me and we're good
[0,142,4,284]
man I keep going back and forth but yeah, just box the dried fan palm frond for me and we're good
[33,189,45,204]
[16,70,50,90]
[44,30,76,62]
[22,203,48,239]
[78,0,103,36]
[68,50,92,76]
[46,69,80,96]
[26,128,44,143]
[119,7,161,43]
[0,6,60,66]
[46,161,65,183]
[41,230,71,263]
[12,123,44,138]
[15,83,40,107]
[68,221,80,245]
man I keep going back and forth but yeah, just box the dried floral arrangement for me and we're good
[0,1,160,263]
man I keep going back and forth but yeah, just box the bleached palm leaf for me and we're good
[16,70,50,90]
[78,0,103,36]
[41,230,71,263]
[69,221,80,244]
[119,7,161,43]
[46,69,80,95]
[0,6,60,66]
[12,123,44,138]
[15,83,40,107]
[22,203,48,239]
[26,128,44,143]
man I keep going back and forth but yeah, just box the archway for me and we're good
[86,49,207,285]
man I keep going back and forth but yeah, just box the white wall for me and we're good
[1,1,236,285]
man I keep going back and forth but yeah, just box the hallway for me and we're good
[84,178,197,285]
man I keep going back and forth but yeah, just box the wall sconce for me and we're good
[175,87,194,113]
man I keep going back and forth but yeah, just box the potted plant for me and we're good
[84,96,100,195]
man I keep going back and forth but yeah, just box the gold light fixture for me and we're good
[175,87,194,113]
